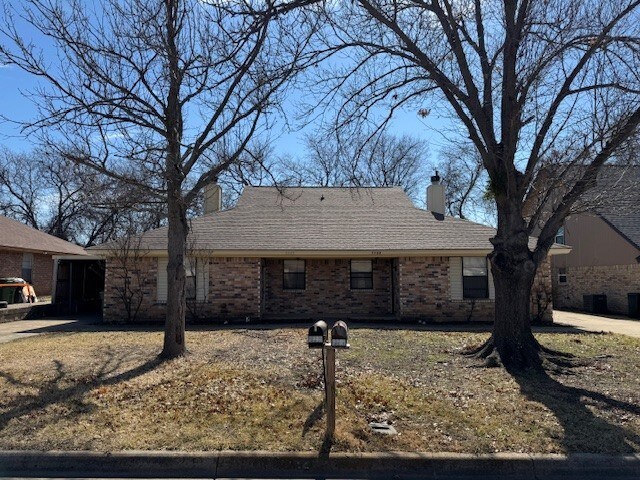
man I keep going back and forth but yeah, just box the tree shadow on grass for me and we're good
[0,349,164,433]
[511,368,640,453]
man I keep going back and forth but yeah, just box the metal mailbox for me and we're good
[308,320,328,348]
[331,320,349,348]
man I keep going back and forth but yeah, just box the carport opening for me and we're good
[54,259,105,315]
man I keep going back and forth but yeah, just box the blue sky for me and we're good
[0,63,445,158]
[0,11,457,214]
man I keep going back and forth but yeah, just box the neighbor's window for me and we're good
[22,253,33,283]
[283,260,305,290]
[462,257,489,299]
[558,267,567,284]
[350,260,373,290]
[555,226,566,245]
[185,259,196,300]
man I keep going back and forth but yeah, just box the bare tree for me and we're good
[1,0,315,358]
[435,142,495,223]
[286,128,428,201]
[280,0,640,369]
[0,148,42,229]
[107,232,148,324]
[0,147,165,246]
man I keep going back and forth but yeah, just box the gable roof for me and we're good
[0,215,88,256]
[91,186,567,256]
[591,166,640,250]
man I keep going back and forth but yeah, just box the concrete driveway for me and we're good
[554,310,640,338]
[0,315,101,344]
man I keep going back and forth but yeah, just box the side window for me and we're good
[558,267,567,284]
[555,226,566,245]
[22,253,33,283]
[283,260,305,290]
[350,260,373,289]
[185,259,196,300]
[462,257,489,299]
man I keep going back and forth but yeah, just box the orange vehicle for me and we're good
[0,278,38,304]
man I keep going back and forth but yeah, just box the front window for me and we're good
[462,257,489,299]
[283,260,305,290]
[185,259,196,299]
[350,260,373,289]
[555,226,566,245]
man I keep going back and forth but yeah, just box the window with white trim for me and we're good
[185,259,196,300]
[555,226,566,245]
[558,267,567,284]
[462,257,489,299]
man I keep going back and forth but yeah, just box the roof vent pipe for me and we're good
[427,171,445,219]
[204,183,222,214]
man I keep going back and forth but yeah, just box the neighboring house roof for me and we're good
[91,186,568,256]
[0,215,88,256]
[591,166,640,250]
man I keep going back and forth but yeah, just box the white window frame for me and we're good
[558,267,567,284]
[462,257,489,299]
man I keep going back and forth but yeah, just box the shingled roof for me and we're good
[91,186,567,255]
[0,215,88,256]
[593,166,640,250]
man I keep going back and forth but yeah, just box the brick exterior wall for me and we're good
[102,256,261,323]
[102,254,554,323]
[33,254,54,296]
[397,256,553,323]
[0,251,22,281]
[262,258,393,319]
[552,264,640,315]
[397,256,495,322]
[200,257,261,320]
[103,256,163,322]
[0,250,54,296]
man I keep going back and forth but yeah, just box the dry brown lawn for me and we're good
[0,326,639,454]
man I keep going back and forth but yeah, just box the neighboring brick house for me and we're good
[91,181,567,323]
[551,167,640,315]
[0,215,88,296]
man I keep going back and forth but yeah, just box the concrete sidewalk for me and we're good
[1,450,640,479]
[553,310,640,338]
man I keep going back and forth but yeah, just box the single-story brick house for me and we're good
[0,215,88,296]
[91,180,569,323]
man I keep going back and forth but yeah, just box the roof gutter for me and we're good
[87,246,572,259]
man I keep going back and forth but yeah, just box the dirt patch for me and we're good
[0,328,638,453]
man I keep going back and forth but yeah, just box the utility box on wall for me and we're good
[583,294,608,314]
[628,293,640,319]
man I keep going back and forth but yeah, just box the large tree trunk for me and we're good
[490,254,539,369]
[161,0,186,359]
[161,183,188,358]
[470,194,544,370]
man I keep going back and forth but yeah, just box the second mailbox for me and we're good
[331,321,349,348]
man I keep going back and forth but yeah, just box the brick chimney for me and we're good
[427,171,445,219]
[204,183,222,214]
